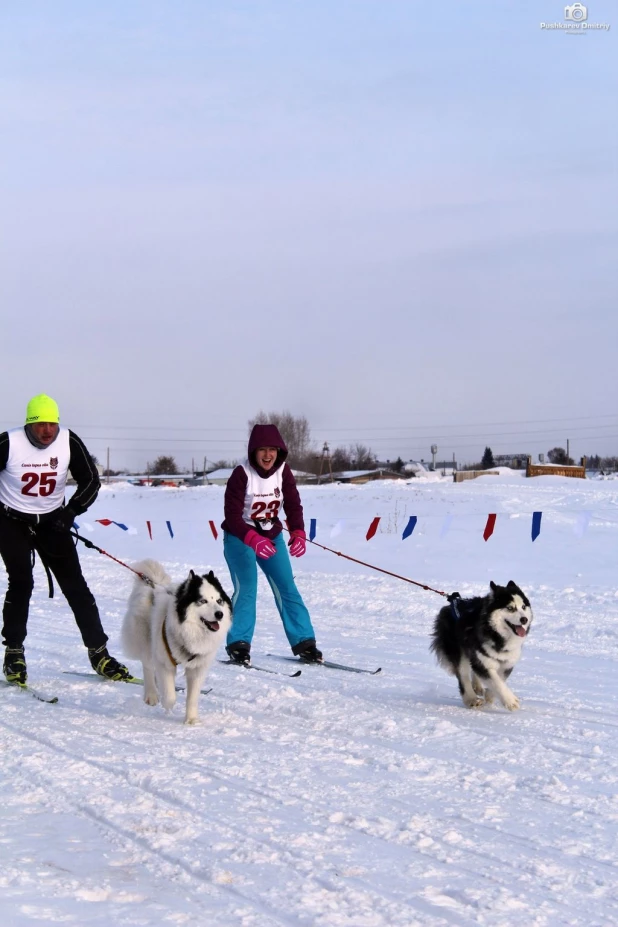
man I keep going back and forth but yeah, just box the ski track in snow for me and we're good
[2,477,618,926]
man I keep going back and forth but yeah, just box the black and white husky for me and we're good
[121,559,232,724]
[430,581,533,711]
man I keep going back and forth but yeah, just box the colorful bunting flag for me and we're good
[531,511,542,542]
[573,512,591,538]
[483,514,497,542]
[87,507,594,545]
[95,519,127,530]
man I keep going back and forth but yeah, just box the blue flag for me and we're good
[531,511,542,542]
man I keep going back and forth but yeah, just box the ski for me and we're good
[268,655,382,675]
[218,660,302,678]
[1,679,59,703]
[62,671,212,696]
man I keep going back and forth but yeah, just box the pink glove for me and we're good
[288,530,306,558]
[244,529,277,559]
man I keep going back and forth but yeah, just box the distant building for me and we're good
[202,468,235,485]
[315,468,407,485]
[493,454,529,470]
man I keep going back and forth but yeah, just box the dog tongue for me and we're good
[515,626,526,637]
[207,620,220,631]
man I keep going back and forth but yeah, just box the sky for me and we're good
[1,0,616,471]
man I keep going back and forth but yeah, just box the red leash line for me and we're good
[284,527,448,598]
[73,532,153,585]
[74,526,447,599]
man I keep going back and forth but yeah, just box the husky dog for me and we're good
[121,559,232,724]
[430,581,533,711]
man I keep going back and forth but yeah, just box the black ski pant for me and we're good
[0,510,108,651]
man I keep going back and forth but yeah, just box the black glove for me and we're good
[50,507,77,533]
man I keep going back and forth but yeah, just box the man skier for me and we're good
[0,394,131,684]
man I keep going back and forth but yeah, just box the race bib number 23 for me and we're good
[251,499,281,521]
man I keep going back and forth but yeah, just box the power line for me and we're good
[79,425,618,449]
[3,412,616,434]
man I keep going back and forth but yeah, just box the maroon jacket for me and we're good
[222,424,305,542]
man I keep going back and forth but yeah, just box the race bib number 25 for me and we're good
[21,472,58,497]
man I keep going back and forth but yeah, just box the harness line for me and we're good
[72,530,155,587]
[72,527,456,605]
[283,527,449,599]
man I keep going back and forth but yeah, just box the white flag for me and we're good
[573,511,591,538]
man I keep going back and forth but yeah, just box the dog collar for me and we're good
[162,619,179,666]
[161,618,198,667]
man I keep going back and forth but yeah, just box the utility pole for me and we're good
[567,438,570,462]
[317,442,333,483]
[203,456,207,485]
[106,447,110,484]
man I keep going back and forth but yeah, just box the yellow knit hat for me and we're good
[25,394,60,425]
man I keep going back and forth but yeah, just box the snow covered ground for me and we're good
[2,472,618,926]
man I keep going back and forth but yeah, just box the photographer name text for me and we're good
[540,20,610,30]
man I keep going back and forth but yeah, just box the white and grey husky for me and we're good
[430,581,533,711]
[121,559,232,724]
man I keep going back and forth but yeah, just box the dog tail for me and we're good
[429,605,457,675]
[131,559,172,587]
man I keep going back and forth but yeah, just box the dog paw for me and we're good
[184,716,200,726]
[503,695,520,711]
[463,695,484,709]
[144,693,158,706]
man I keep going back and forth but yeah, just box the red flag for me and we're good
[366,517,380,540]
[483,513,497,541]
[209,520,218,540]
[96,519,113,527]
[146,520,152,540]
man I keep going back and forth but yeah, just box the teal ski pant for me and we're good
[223,531,315,650]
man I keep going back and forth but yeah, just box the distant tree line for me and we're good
[248,410,379,475]
[135,427,618,479]
[460,446,618,472]
[584,454,618,470]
